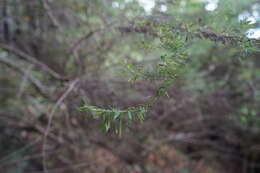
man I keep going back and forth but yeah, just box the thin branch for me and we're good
[0,57,49,97]
[0,44,69,81]
[69,22,117,74]
[70,31,96,51]
[41,0,61,30]
[42,78,79,173]
[118,24,260,45]
[70,31,95,74]
[194,28,239,44]
[17,64,33,98]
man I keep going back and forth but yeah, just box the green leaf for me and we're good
[113,110,121,120]
[105,121,111,132]
[127,63,133,71]
[160,54,167,62]
[140,107,146,115]
[114,120,120,134]
[137,111,144,123]
[128,74,139,82]
[128,111,132,121]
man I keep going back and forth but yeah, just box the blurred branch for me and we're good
[42,78,79,173]
[41,0,61,30]
[118,25,159,37]
[70,30,96,74]
[69,21,117,74]
[118,23,260,45]
[17,64,33,99]
[195,29,239,44]
[0,44,69,81]
[70,31,96,52]
[0,57,49,97]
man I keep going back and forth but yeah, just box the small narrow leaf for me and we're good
[128,111,132,121]
[113,110,121,120]
[137,111,144,123]
[105,121,111,132]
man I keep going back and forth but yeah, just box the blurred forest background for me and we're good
[0,0,260,173]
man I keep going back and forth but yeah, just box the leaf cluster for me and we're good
[79,23,191,135]
[79,105,146,136]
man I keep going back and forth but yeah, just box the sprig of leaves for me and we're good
[126,61,143,83]
[79,105,146,136]
[79,23,189,135]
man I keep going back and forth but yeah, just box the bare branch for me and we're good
[17,64,33,98]
[69,22,117,74]
[70,31,95,74]
[0,44,69,81]
[41,0,61,30]
[42,78,79,173]
[0,57,49,97]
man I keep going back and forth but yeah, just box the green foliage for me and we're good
[78,5,259,134]
[126,61,143,83]
[239,105,259,129]
[239,38,260,56]
[79,22,191,135]
[1,0,260,172]
[79,105,146,136]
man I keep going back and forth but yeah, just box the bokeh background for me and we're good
[0,0,259,173]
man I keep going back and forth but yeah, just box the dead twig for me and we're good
[0,44,69,81]
[69,21,117,74]
[0,57,49,97]
[42,78,79,173]
[41,0,61,30]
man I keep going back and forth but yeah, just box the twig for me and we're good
[118,23,260,45]
[0,57,49,97]
[0,44,69,81]
[17,64,33,98]
[70,31,95,74]
[69,22,117,74]
[41,0,61,30]
[42,78,79,173]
